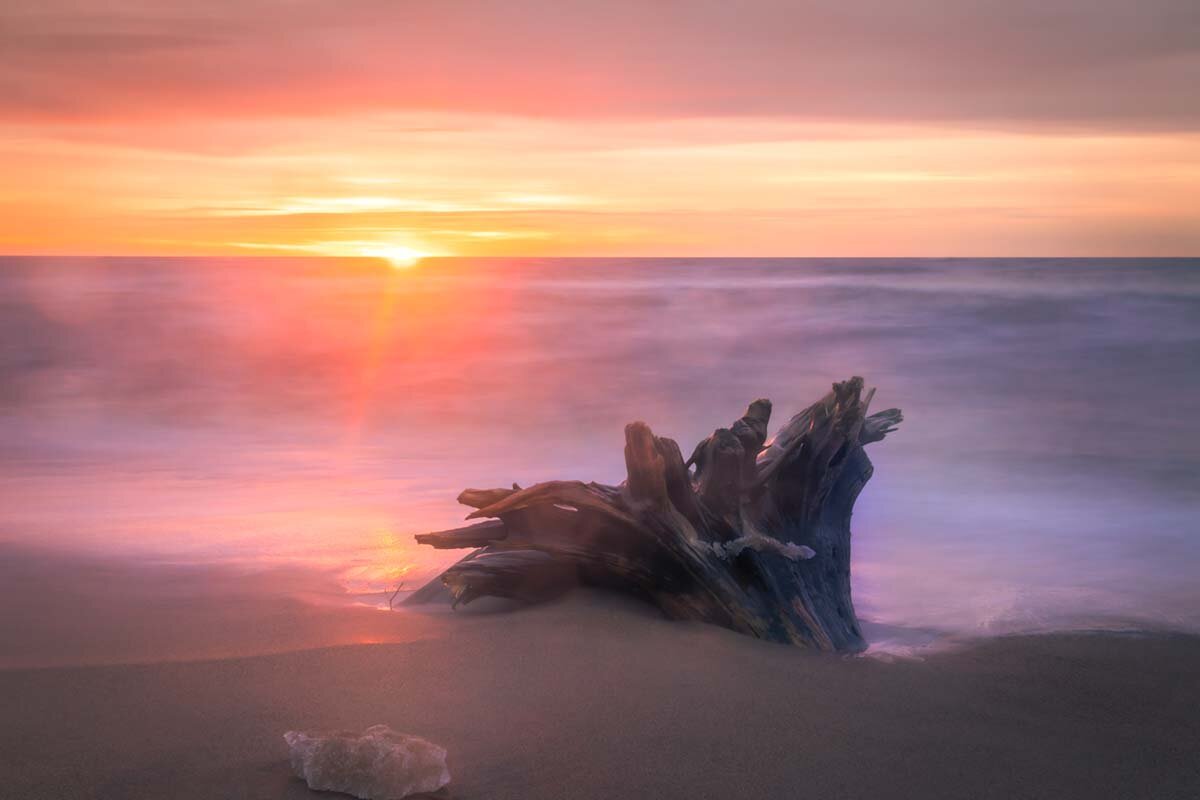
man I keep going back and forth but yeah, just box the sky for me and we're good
[1,0,1198,258]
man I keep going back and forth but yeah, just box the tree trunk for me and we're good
[405,377,901,652]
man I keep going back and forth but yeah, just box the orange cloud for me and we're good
[1,1,1198,256]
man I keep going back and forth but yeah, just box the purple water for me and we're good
[3,257,1198,662]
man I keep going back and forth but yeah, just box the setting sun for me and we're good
[359,244,426,269]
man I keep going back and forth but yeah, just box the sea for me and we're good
[2,257,1198,661]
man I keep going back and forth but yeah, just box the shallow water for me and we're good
[2,256,1198,652]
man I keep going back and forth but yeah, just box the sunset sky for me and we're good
[2,0,1198,257]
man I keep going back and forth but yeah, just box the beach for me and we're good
[3,258,1199,798]
[4,591,1198,800]
[5,0,1199,792]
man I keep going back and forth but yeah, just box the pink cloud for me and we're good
[2,0,1198,129]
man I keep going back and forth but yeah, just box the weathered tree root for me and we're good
[407,377,901,652]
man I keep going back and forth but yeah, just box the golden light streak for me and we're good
[229,240,433,265]
[2,114,1198,256]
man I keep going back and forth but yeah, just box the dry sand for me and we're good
[3,591,1199,800]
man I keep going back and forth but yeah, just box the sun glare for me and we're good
[360,244,426,269]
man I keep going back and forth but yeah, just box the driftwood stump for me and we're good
[406,377,901,652]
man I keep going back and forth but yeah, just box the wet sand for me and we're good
[3,591,1199,800]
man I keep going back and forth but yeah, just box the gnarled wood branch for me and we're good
[406,377,901,652]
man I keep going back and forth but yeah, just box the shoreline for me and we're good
[4,592,1199,800]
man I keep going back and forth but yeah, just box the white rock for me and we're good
[283,725,450,799]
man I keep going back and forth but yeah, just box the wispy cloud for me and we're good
[1,2,1197,255]
[2,0,1198,130]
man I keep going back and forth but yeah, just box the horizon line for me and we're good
[2,253,1198,261]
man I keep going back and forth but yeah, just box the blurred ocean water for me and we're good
[2,257,1198,639]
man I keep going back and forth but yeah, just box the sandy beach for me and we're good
[3,591,1198,800]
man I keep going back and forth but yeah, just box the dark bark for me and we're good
[405,377,901,652]
[414,520,507,549]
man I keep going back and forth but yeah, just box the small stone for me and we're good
[283,725,450,799]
